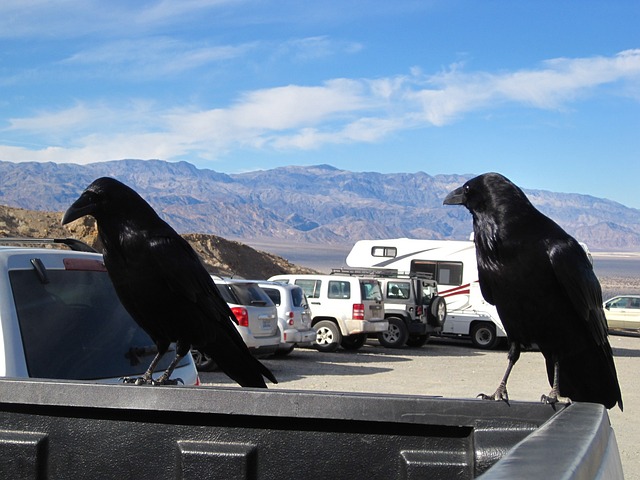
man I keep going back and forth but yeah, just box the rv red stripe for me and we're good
[440,283,471,297]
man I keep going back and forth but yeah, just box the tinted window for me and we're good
[371,246,397,258]
[215,283,236,304]
[229,283,273,306]
[411,260,463,286]
[10,269,187,380]
[290,287,306,308]
[328,281,350,299]
[262,288,282,306]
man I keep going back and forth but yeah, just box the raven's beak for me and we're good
[443,186,466,206]
[62,192,96,225]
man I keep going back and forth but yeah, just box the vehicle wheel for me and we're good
[273,345,295,357]
[406,334,430,348]
[191,349,217,371]
[470,322,499,349]
[341,333,367,350]
[377,317,409,348]
[314,320,341,352]
[427,296,447,327]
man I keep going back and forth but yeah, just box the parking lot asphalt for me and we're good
[199,333,640,479]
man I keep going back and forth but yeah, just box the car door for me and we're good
[605,297,630,329]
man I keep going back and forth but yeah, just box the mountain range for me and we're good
[1,159,639,251]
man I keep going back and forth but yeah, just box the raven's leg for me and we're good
[152,341,190,385]
[122,342,168,385]
[478,341,520,405]
[541,359,561,408]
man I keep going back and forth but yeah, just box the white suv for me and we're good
[268,274,387,352]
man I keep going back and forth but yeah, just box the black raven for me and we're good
[62,177,277,388]
[444,172,622,410]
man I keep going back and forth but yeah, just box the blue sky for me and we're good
[1,1,640,207]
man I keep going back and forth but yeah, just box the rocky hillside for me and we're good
[1,159,639,250]
[0,205,315,279]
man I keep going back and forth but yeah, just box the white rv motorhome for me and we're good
[346,238,507,349]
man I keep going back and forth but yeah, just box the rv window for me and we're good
[295,279,321,299]
[328,281,350,299]
[411,260,463,286]
[411,260,437,280]
[438,262,463,286]
[371,246,397,258]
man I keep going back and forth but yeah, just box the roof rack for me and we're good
[0,238,98,253]
[330,267,435,281]
[330,267,398,277]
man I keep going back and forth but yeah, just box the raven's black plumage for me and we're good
[444,172,622,410]
[62,177,276,388]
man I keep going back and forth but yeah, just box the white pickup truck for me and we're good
[0,238,199,384]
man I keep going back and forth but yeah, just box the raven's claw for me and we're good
[152,377,184,386]
[120,376,152,385]
[477,388,510,406]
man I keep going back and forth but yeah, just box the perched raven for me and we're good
[444,173,622,410]
[62,177,277,388]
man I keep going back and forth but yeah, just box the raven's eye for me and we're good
[464,184,471,194]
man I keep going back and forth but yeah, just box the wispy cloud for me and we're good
[60,38,257,79]
[0,0,239,39]
[2,50,640,164]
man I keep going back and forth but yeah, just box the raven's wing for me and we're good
[147,232,247,345]
[146,232,277,387]
[547,237,608,345]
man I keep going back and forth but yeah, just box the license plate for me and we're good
[262,319,272,330]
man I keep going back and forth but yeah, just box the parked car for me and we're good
[268,274,387,352]
[367,272,447,348]
[0,238,199,384]
[604,295,640,331]
[259,281,316,355]
[192,277,279,371]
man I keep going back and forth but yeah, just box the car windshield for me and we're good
[10,269,188,380]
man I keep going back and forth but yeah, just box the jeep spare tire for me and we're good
[427,296,447,327]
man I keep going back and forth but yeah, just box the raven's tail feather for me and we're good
[202,342,277,389]
[554,343,623,410]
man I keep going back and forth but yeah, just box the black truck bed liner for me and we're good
[0,378,622,479]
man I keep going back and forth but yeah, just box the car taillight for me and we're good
[416,305,423,316]
[353,303,365,320]
[287,311,295,326]
[231,307,249,327]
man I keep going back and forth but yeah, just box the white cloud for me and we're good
[2,50,640,164]
[0,0,238,39]
[61,38,256,77]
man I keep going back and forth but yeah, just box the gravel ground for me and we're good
[200,334,639,479]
